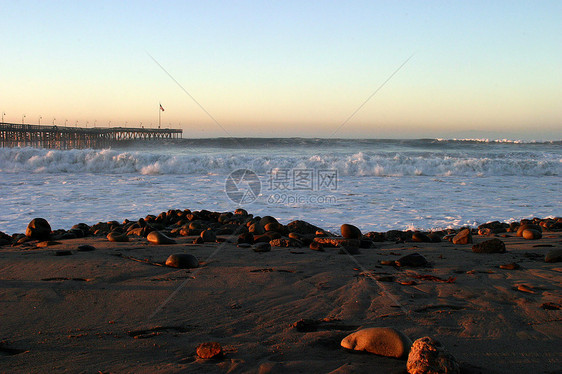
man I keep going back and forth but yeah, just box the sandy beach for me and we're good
[1,213,561,373]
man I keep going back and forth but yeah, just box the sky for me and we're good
[1,1,561,140]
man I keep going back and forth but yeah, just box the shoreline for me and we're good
[1,209,561,373]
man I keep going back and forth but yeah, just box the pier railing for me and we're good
[0,122,183,149]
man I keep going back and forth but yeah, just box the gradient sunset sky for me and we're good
[1,1,560,139]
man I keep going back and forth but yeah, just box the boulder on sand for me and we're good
[341,327,412,359]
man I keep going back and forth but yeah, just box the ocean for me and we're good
[0,138,560,235]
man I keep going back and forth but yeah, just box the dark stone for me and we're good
[411,232,432,243]
[286,220,320,235]
[341,224,362,239]
[165,253,199,268]
[292,319,319,332]
[77,245,96,251]
[472,238,506,253]
[200,229,217,242]
[237,232,254,245]
[253,242,271,252]
[396,253,430,267]
[25,218,52,240]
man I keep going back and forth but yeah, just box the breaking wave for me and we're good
[0,146,559,177]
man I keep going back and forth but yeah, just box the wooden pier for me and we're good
[0,122,183,149]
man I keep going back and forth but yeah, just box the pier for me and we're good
[0,122,183,149]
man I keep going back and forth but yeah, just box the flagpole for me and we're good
[158,102,161,129]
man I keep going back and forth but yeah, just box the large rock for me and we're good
[25,218,52,240]
[341,327,412,359]
[452,228,472,244]
[147,231,176,244]
[341,224,362,239]
[472,238,506,253]
[522,229,542,240]
[516,224,542,237]
[165,253,199,268]
[407,337,460,374]
[286,220,320,235]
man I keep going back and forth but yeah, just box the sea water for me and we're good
[0,138,560,234]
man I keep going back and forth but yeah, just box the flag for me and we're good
[159,104,165,111]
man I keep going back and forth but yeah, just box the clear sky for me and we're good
[1,1,560,139]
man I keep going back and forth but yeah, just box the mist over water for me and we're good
[0,138,560,234]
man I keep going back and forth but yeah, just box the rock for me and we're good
[25,218,52,240]
[253,242,271,252]
[309,241,324,251]
[427,233,442,243]
[292,319,320,332]
[196,341,223,359]
[200,229,217,242]
[248,223,265,235]
[192,236,204,244]
[259,216,279,227]
[341,327,412,359]
[234,208,248,216]
[407,337,459,374]
[522,229,542,240]
[286,220,320,235]
[165,253,199,268]
[107,232,129,242]
[365,231,386,242]
[517,224,542,237]
[471,238,506,253]
[411,232,432,243]
[545,249,562,263]
[341,224,362,239]
[396,253,430,267]
[147,231,176,245]
[452,228,472,245]
[541,302,561,310]
[264,222,284,233]
[237,232,254,245]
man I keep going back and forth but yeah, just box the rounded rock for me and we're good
[341,224,362,239]
[25,218,52,240]
[107,232,129,242]
[516,224,542,237]
[200,229,217,242]
[165,253,199,268]
[341,327,412,359]
[147,231,176,245]
[522,229,542,240]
